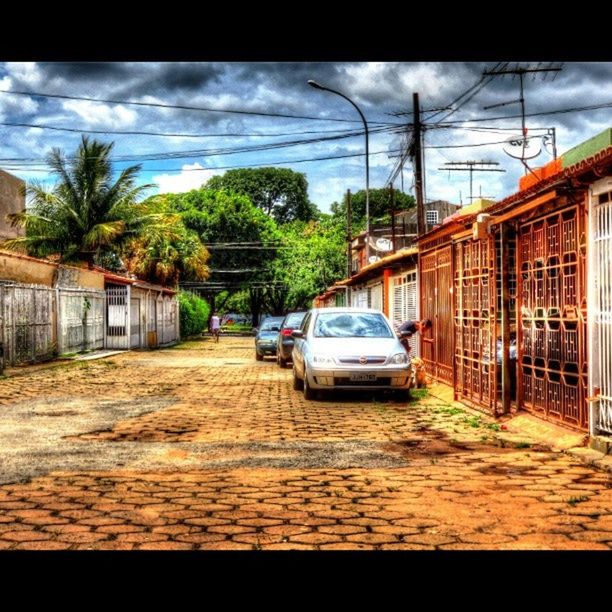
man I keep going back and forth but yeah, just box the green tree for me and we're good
[265,215,346,312]
[163,187,281,323]
[3,136,153,264]
[330,188,415,227]
[205,167,318,224]
[122,200,209,286]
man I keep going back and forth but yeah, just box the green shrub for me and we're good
[178,291,210,337]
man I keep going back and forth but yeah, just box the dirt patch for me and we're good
[383,425,553,461]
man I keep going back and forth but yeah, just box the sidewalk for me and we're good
[427,383,612,474]
[2,349,128,378]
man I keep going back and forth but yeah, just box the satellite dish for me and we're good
[368,256,380,264]
[503,136,542,161]
[375,238,393,252]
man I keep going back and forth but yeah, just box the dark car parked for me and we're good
[276,311,308,367]
[254,316,284,361]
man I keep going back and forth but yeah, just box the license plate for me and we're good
[349,373,377,382]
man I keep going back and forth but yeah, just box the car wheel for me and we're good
[303,369,316,400]
[293,366,303,391]
[278,355,288,368]
[255,351,263,361]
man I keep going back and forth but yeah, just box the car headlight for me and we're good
[389,353,409,364]
[312,354,335,364]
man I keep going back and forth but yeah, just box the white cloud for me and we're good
[152,163,217,194]
[61,99,137,128]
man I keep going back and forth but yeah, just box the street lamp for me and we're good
[308,79,370,265]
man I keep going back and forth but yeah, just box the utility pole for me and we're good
[439,161,506,204]
[390,184,396,254]
[547,127,558,159]
[413,93,425,236]
[346,189,352,279]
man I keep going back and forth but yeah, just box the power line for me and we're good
[0,124,401,164]
[433,100,612,126]
[0,88,400,126]
[0,120,388,139]
[1,147,406,173]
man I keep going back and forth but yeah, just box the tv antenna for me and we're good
[482,63,563,171]
[439,160,506,205]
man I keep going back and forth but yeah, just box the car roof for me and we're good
[310,307,385,314]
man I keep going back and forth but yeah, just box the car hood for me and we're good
[307,336,403,356]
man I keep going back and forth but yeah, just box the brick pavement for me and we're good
[0,337,610,549]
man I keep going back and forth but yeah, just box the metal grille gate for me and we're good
[420,246,453,384]
[106,285,129,350]
[454,237,498,413]
[518,205,588,430]
[591,187,612,434]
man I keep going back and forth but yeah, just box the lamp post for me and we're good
[308,79,370,264]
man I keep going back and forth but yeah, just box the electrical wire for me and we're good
[0,88,401,126]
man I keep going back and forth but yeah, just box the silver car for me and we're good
[291,307,413,400]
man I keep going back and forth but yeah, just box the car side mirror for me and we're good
[291,330,304,339]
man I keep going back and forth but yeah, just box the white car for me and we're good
[291,307,413,400]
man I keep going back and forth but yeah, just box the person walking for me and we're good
[210,312,221,342]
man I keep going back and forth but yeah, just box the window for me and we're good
[426,210,439,225]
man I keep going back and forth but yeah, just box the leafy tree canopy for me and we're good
[161,188,281,275]
[122,198,209,286]
[205,167,318,224]
[330,188,415,227]
[266,215,346,312]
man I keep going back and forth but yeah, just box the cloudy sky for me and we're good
[0,61,610,213]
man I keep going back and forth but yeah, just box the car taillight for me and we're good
[282,328,294,336]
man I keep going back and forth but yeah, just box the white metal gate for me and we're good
[130,297,141,348]
[589,178,612,435]
[58,288,105,354]
[368,282,383,312]
[391,270,419,356]
[0,283,55,366]
[106,285,130,350]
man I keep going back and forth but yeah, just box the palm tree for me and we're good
[3,136,153,264]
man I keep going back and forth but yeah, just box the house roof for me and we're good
[334,246,419,287]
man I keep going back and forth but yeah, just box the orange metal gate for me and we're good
[454,237,498,413]
[420,245,453,385]
[518,205,588,430]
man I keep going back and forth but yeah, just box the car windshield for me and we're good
[284,313,306,328]
[313,312,393,338]
[261,320,282,331]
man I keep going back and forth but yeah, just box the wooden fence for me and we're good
[0,283,106,369]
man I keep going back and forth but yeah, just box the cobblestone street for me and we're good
[0,336,611,550]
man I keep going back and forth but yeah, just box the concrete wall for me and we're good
[0,250,56,286]
[0,250,106,290]
[55,266,105,290]
[0,170,25,241]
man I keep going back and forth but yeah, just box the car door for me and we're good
[292,311,311,376]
